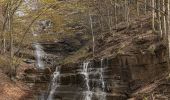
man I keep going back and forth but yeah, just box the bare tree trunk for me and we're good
[3,31,6,53]
[152,0,156,32]
[104,0,112,33]
[163,0,167,39]
[5,0,14,79]
[125,0,130,27]
[9,15,14,79]
[160,0,167,39]
[114,0,117,29]
[107,8,112,33]
[98,1,104,33]
[137,0,140,16]
[8,1,14,79]
[144,0,147,14]
[157,0,163,38]
[1,3,9,54]
[165,0,170,71]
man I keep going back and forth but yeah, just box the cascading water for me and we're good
[47,66,60,100]
[32,31,45,69]
[99,58,106,100]
[34,43,45,69]
[81,61,92,100]
[43,59,108,100]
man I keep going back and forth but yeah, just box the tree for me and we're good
[152,0,156,32]
[0,0,22,79]
[164,0,170,71]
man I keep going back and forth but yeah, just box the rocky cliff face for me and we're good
[22,46,167,100]
[45,50,167,100]
[19,18,170,100]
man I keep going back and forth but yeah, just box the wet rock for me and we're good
[44,67,52,74]
[29,47,168,100]
[23,74,50,83]
[24,68,37,74]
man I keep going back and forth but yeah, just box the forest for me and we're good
[0,0,170,100]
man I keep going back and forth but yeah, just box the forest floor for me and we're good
[0,56,34,100]
[0,69,30,100]
[129,74,170,99]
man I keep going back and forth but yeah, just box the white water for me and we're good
[34,43,45,69]
[99,58,106,100]
[44,60,107,100]
[32,30,45,69]
[47,66,60,100]
[81,61,92,100]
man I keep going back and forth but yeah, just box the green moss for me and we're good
[148,44,156,54]
[143,97,148,100]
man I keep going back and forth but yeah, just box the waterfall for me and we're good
[81,61,92,100]
[43,59,107,100]
[47,66,60,100]
[99,58,106,100]
[34,43,45,69]
[32,30,45,69]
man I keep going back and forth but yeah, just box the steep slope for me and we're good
[23,15,170,100]
[0,70,30,100]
